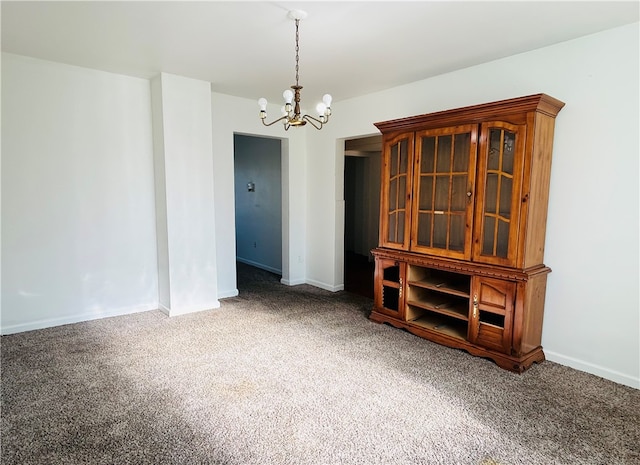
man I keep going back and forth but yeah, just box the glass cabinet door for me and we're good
[379,133,414,250]
[410,126,477,259]
[473,122,525,267]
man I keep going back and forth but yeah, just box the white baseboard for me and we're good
[281,278,305,286]
[158,303,170,316]
[0,303,157,335]
[278,276,343,291]
[217,288,239,299]
[305,279,344,293]
[159,301,221,317]
[545,350,639,389]
[236,257,282,275]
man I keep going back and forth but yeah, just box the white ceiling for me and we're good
[2,1,638,106]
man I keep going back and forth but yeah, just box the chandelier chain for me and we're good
[294,19,300,86]
[257,10,331,131]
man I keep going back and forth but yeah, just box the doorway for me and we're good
[343,135,382,299]
[233,134,283,281]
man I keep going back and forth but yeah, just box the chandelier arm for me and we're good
[261,115,290,127]
[302,114,325,130]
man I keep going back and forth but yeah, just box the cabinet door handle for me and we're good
[467,190,473,204]
[399,278,403,298]
[473,294,478,319]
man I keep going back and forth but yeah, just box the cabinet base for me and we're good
[369,310,545,373]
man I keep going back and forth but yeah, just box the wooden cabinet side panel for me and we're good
[513,273,548,356]
[521,114,557,268]
[373,257,385,310]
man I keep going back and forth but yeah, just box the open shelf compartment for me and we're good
[406,310,468,340]
[406,286,469,321]
[407,265,470,298]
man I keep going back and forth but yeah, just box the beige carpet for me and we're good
[1,263,639,464]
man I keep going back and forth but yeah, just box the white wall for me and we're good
[1,53,158,333]
[304,23,639,387]
[151,73,219,316]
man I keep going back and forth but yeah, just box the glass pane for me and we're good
[421,137,435,174]
[482,216,496,255]
[388,178,397,212]
[450,175,467,212]
[390,144,398,176]
[453,133,471,172]
[399,140,408,174]
[388,212,397,242]
[433,214,447,249]
[397,211,405,241]
[488,130,501,170]
[398,175,406,209]
[436,136,452,173]
[388,211,406,244]
[502,132,515,174]
[416,213,432,247]
[434,176,449,211]
[418,175,433,210]
[499,175,512,219]
[481,127,517,259]
[485,174,498,214]
[449,214,465,251]
[497,219,509,257]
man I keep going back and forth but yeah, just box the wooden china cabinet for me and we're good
[370,94,564,372]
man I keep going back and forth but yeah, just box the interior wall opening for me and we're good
[233,134,283,286]
[343,135,382,299]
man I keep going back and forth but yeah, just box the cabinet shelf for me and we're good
[406,299,468,321]
[407,313,467,340]
[407,266,470,297]
[407,278,470,298]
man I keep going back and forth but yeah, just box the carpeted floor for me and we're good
[1,263,639,465]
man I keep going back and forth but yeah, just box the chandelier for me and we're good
[257,10,332,130]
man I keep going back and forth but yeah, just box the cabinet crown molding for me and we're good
[374,93,565,133]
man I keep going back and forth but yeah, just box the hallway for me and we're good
[344,251,374,300]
